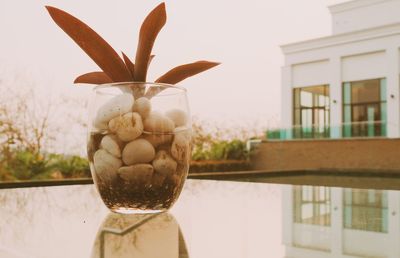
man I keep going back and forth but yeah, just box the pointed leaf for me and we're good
[122,52,135,79]
[46,6,132,82]
[155,61,220,84]
[74,72,113,84]
[134,3,166,82]
[145,61,220,98]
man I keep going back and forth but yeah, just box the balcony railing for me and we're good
[266,121,387,140]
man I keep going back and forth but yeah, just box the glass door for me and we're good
[293,85,330,139]
[343,79,387,137]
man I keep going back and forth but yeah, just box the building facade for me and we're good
[281,0,400,139]
[282,184,400,258]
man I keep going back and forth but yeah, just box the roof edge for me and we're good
[328,0,394,14]
[281,22,400,55]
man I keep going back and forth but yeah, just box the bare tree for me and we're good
[0,72,88,179]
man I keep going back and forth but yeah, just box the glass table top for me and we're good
[0,178,398,258]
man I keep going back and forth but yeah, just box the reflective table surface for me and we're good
[0,178,398,258]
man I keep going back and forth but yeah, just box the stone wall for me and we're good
[251,138,400,171]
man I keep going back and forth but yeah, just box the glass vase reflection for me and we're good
[91,212,188,258]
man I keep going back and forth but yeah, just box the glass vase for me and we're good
[87,82,191,214]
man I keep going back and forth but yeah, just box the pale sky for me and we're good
[0,0,346,129]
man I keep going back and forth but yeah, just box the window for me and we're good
[342,78,387,137]
[293,85,330,139]
[293,186,331,226]
[343,189,388,233]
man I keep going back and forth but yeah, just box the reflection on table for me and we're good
[91,212,188,258]
[283,185,398,258]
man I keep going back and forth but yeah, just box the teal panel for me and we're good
[344,206,352,228]
[266,129,280,140]
[382,192,388,208]
[343,82,351,104]
[343,105,352,137]
[381,103,387,122]
[380,79,387,136]
[381,103,387,136]
[382,208,388,233]
[380,78,387,101]
[367,107,375,137]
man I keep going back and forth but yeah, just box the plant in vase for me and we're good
[46,3,219,213]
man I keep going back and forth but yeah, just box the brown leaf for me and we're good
[145,61,220,98]
[46,6,132,82]
[134,3,166,82]
[155,61,220,84]
[74,72,113,84]
[122,52,135,79]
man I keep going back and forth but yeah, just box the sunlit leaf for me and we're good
[74,72,113,84]
[134,3,166,82]
[145,61,220,98]
[46,6,132,82]
[122,52,135,79]
[155,61,220,84]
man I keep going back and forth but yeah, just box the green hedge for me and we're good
[1,150,90,181]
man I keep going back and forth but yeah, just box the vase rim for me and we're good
[92,81,186,92]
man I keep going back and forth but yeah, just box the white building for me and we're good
[282,185,400,258]
[280,0,400,139]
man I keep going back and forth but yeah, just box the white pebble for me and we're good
[118,164,154,184]
[171,130,192,163]
[93,149,122,180]
[132,97,151,118]
[144,112,174,133]
[165,109,188,127]
[100,134,122,158]
[108,112,143,142]
[152,150,177,175]
[122,139,155,165]
[94,93,134,130]
[142,134,173,147]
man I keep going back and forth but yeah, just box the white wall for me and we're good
[293,224,331,251]
[341,51,386,82]
[386,47,400,137]
[292,60,330,87]
[282,32,400,138]
[329,57,342,138]
[330,0,400,34]
[284,186,400,258]
[343,229,389,257]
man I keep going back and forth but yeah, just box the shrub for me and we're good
[49,154,90,178]
[5,150,52,180]
[191,119,251,162]
[1,149,91,181]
